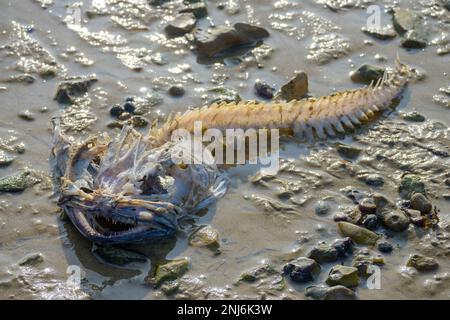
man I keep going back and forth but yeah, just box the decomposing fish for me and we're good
[51,59,412,244]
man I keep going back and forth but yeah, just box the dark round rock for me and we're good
[125,96,135,102]
[333,237,354,258]
[123,101,136,114]
[169,85,185,97]
[378,241,393,253]
[283,257,321,283]
[362,214,378,230]
[254,81,274,99]
[110,105,124,118]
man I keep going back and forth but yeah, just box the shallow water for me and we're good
[0,0,449,299]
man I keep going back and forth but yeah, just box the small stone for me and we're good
[0,151,15,167]
[333,237,354,258]
[18,110,35,121]
[381,210,410,232]
[410,193,432,214]
[189,225,220,248]
[168,85,185,97]
[277,72,308,102]
[377,241,393,253]
[305,285,357,300]
[0,170,41,193]
[326,265,360,288]
[283,257,321,283]
[54,76,97,104]
[399,175,426,199]
[364,174,384,187]
[165,13,197,37]
[362,25,397,40]
[160,281,180,296]
[110,105,124,118]
[254,81,274,99]
[18,253,44,266]
[334,212,349,222]
[118,112,132,121]
[179,1,208,19]
[123,101,135,114]
[402,111,426,122]
[401,30,427,49]
[314,200,331,216]
[406,254,439,272]
[372,193,396,211]
[307,242,338,263]
[153,258,190,286]
[350,64,385,84]
[352,250,384,277]
[195,23,269,57]
[358,198,377,215]
[405,209,426,227]
[4,74,35,84]
[335,143,362,160]
[392,8,422,34]
[338,221,380,246]
[362,214,378,231]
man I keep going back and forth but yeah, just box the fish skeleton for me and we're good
[51,59,412,244]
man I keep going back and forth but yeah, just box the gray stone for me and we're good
[364,174,385,187]
[399,175,426,199]
[189,225,220,248]
[406,254,439,272]
[283,257,321,283]
[0,169,41,193]
[0,151,15,167]
[307,242,338,264]
[402,30,427,49]
[18,109,35,121]
[305,285,357,300]
[362,214,378,230]
[362,26,397,40]
[358,198,377,215]
[179,1,207,19]
[338,221,380,245]
[165,13,197,37]
[195,23,269,57]
[277,72,308,102]
[381,210,410,232]
[392,8,422,34]
[351,64,385,84]
[326,265,360,287]
[335,143,362,160]
[402,111,426,122]
[314,200,331,216]
[333,237,354,258]
[54,76,97,104]
[168,85,186,97]
[410,193,432,214]
[378,241,393,253]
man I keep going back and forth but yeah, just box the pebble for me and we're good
[314,200,331,216]
[377,241,393,253]
[399,175,426,199]
[118,112,132,121]
[335,143,362,160]
[164,13,197,37]
[358,198,377,215]
[276,72,308,101]
[326,265,360,288]
[362,214,378,230]
[402,111,426,122]
[364,174,385,187]
[338,221,379,246]
[18,110,35,121]
[381,210,410,232]
[168,85,185,97]
[123,101,135,114]
[307,242,338,264]
[350,64,385,84]
[406,254,439,272]
[254,81,274,99]
[0,151,15,167]
[305,285,357,300]
[333,237,354,258]
[410,193,432,214]
[362,26,397,40]
[283,257,321,283]
[110,105,124,118]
